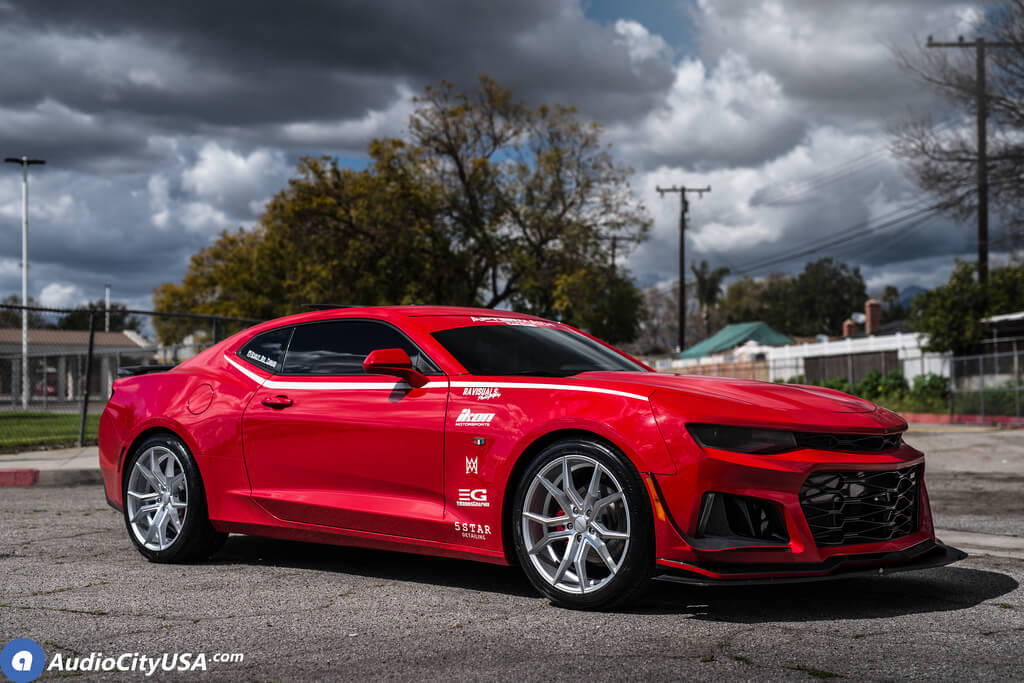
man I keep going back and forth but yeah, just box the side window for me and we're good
[238,327,292,372]
[281,320,437,376]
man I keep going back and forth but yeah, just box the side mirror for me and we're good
[363,348,428,388]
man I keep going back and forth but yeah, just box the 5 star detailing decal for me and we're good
[454,521,491,540]
[455,409,495,426]
[456,489,489,507]
[462,387,501,401]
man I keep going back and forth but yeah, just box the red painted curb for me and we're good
[902,412,1023,426]
[0,468,40,487]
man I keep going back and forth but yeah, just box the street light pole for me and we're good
[5,156,45,409]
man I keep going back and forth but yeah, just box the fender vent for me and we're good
[799,466,921,547]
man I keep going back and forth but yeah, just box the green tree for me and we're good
[718,259,867,336]
[0,295,48,328]
[553,267,646,344]
[691,260,729,339]
[910,259,1024,352]
[58,300,143,332]
[789,258,868,336]
[154,76,651,341]
[881,285,907,324]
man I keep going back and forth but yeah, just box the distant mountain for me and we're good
[898,285,926,309]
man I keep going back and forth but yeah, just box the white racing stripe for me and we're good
[450,381,648,401]
[224,355,649,400]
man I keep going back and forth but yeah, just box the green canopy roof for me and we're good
[680,321,794,359]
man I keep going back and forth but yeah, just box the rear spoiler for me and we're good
[117,364,176,378]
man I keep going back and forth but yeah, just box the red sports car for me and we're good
[99,306,963,608]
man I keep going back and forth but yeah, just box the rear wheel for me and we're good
[123,434,226,563]
[512,438,652,609]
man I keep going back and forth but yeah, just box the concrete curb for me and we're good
[0,467,101,487]
[0,468,40,487]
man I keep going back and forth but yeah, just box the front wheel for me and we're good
[122,434,226,563]
[512,438,653,609]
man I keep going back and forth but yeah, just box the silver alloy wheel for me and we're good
[521,454,631,594]
[126,445,188,551]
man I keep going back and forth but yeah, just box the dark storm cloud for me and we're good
[0,0,1000,310]
[0,0,673,152]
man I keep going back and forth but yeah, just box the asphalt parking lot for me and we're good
[2,428,1022,681]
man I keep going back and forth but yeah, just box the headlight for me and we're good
[687,424,797,454]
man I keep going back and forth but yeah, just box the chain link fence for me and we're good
[0,304,259,451]
[950,346,1024,424]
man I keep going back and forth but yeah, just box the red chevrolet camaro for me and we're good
[99,306,963,608]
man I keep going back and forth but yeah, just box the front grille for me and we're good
[795,432,903,453]
[799,466,921,547]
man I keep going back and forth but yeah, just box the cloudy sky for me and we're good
[0,0,1006,310]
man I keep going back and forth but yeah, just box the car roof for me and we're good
[242,305,551,331]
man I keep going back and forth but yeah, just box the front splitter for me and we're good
[652,539,967,587]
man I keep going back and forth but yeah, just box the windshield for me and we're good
[432,324,647,377]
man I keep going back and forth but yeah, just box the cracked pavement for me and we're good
[1,428,1022,681]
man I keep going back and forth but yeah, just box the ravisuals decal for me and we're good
[462,387,502,401]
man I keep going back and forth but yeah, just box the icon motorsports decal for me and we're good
[455,409,494,426]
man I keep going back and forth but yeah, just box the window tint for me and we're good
[282,320,437,376]
[238,327,292,372]
[432,325,646,377]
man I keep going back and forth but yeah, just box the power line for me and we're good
[726,201,938,276]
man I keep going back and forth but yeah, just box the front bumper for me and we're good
[646,440,960,581]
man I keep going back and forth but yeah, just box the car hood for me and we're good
[578,371,905,433]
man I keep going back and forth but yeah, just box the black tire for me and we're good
[511,438,653,609]
[122,433,227,563]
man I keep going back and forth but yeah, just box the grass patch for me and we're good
[0,411,100,451]
[786,664,840,679]
[731,655,752,664]
[998,603,1014,610]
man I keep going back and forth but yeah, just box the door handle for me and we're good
[261,395,294,409]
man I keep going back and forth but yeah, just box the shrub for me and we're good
[910,373,948,403]
[821,377,852,395]
[854,370,884,400]
[879,371,909,399]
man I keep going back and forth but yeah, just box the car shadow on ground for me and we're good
[631,567,1019,622]
[211,535,537,598]
[210,536,1018,619]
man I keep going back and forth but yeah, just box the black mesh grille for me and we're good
[799,466,921,547]
[795,432,903,453]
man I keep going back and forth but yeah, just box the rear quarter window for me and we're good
[238,327,292,372]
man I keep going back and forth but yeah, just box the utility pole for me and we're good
[4,156,45,409]
[105,283,111,332]
[927,35,1021,284]
[656,184,710,352]
[604,234,641,271]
